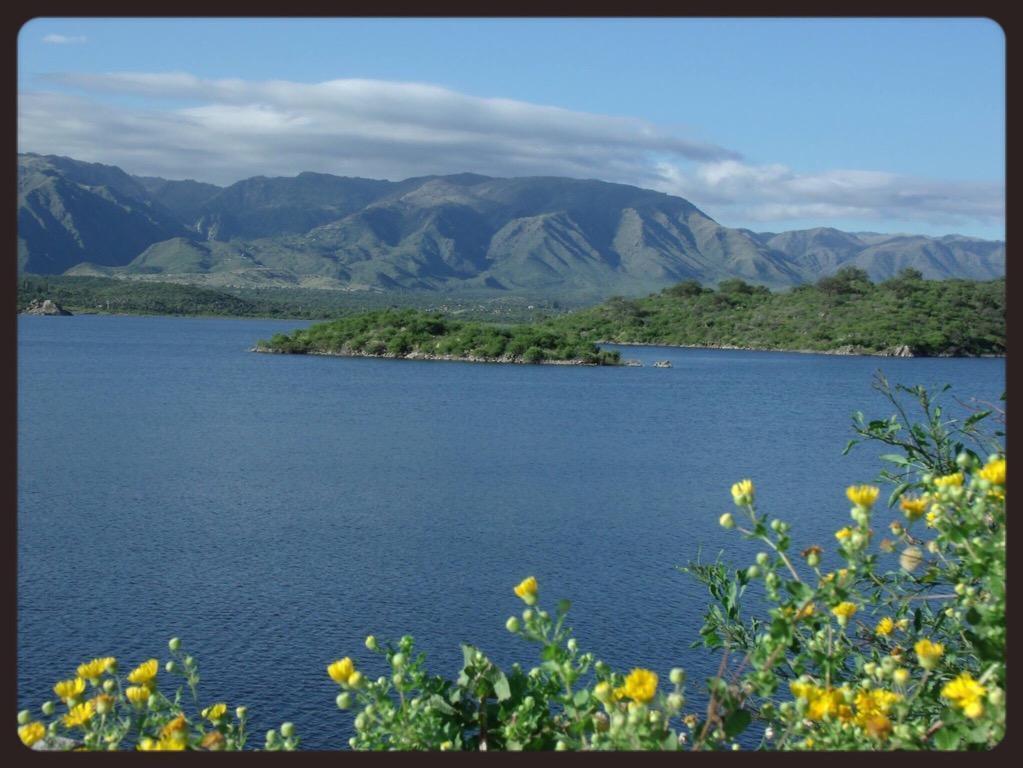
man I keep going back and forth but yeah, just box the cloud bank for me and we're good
[18,72,1003,231]
[41,34,87,44]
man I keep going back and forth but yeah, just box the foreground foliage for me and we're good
[18,383,1005,750]
[258,308,621,365]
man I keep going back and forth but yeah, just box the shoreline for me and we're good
[19,312,1003,360]
[596,339,1005,359]
[250,344,614,366]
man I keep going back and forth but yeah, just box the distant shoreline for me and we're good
[250,344,609,366]
[596,339,1006,359]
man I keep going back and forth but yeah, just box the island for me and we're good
[254,309,622,366]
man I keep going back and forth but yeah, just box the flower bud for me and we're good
[746,565,760,579]
[988,688,1004,707]
[807,552,820,568]
[669,668,686,686]
[337,692,352,709]
[41,701,55,716]
[505,617,520,633]
[184,656,195,668]
[594,682,612,702]
[666,693,684,712]
[280,722,295,738]
[391,653,406,669]
[364,635,377,651]
[440,740,454,751]
[348,671,364,689]
[567,638,578,653]
[147,694,159,709]
[892,668,910,687]
[235,706,247,720]
[523,609,534,622]
[17,710,31,725]
[719,513,735,529]
[168,637,181,652]
[266,730,278,745]
[770,519,783,533]
[348,737,357,748]
[354,713,368,731]
[165,661,178,674]
[392,673,403,687]
[756,552,770,567]
[555,740,569,751]
[900,546,924,573]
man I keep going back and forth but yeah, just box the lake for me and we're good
[17,315,1005,748]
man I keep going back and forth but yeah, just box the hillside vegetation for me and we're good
[548,268,1005,356]
[18,154,1004,298]
[257,309,621,365]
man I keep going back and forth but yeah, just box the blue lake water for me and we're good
[17,315,1005,748]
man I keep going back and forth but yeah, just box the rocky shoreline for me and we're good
[251,344,614,366]
[597,339,1003,359]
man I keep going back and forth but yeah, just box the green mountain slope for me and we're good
[16,153,1005,299]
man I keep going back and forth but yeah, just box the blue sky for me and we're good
[18,17,1005,238]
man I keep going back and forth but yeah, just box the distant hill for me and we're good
[17,153,1005,298]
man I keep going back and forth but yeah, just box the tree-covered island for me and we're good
[254,309,623,365]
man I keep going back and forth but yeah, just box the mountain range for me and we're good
[18,153,1005,299]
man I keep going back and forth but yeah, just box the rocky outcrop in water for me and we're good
[22,299,72,316]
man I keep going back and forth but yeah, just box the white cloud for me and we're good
[42,34,87,45]
[18,72,1004,231]
[652,160,1004,229]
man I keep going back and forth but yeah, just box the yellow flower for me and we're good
[126,686,150,707]
[594,681,612,702]
[202,702,228,722]
[854,689,901,727]
[864,714,893,740]
[127,659,158,686]
[835,527,853,541]
[161,713,189,738]
[875,617,895,637]
[63,700,96,729]
[914,639,944,670]
[76,657,116,681]
[895,618,910,631]
[846,484,880,508]
[327,657,356,685]
[18,721,46,747]
[137,737,160,751]
[795,602,816,620]
[942,672,986,719]
[800,686,853,722]
[831,602,858,621]
[933,472,964,488]
[619,668,658,703]
[53,676,86,703]
[892,668,910,687]
[514,576,538,604]
[978,458,1005,486]
[730,479,754,506]
[925,507,943,527]
[899,496,928,520]
[201,731,226,750]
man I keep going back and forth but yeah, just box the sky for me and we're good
[17,17,1005,239]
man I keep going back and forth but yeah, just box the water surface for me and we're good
[18,315,1004,748]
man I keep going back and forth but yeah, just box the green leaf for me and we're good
[933,726,961,751]
[880,453,911,466]
[491,671,511,702]
[723,709,751,738]
[573,690,589,707]
[427,694,455,715]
